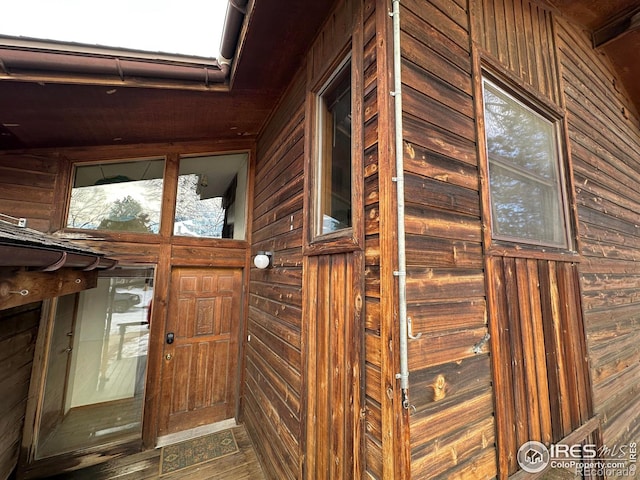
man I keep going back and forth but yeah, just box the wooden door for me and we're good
[159,267,242,436]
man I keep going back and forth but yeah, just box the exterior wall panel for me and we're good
[557,16,640,451]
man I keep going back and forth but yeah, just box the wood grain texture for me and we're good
[0,304,40,480]
[556,14,640,451]
[400,0,496,478]
[487,257,592,477]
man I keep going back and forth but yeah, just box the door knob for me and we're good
[166,332,174,344]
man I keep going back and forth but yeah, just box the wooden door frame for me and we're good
[143,249,250,447]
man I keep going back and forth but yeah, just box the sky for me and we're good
[1,0,228,58]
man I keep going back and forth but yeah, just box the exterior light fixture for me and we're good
[254,251,273,269]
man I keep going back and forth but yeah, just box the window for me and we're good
[67,159,165,234]
[316,59,352,237]
[482,79,569,248]
[174,153,248,239]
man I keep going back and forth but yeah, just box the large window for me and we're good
[66,153,249,239]
[483,79,569,248]
[67,159,164,233]
[315,59,352,237]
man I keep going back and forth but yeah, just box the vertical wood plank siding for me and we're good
[556,17,640,451]
[486,257,592,475]
[471,0,560,104]
[400,0,497,478]
[0,303,40,480]
[304,253,362,480]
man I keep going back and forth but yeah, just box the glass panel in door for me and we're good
[35,267,154,458]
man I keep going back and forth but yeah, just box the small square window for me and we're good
[483,79,569,248]
[315,60,352,237]
[174,153,248,239]
[67,159,164,234]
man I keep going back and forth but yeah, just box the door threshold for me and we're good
[156,418,237,448]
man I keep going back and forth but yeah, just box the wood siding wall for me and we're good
[304,252,362,479]
[0,154,62,233]
[399,0,497,477]
[0,303,40,480]
[248,1,383,478]
[556,17,640,449]
[248,73,306,480]
[362,1,388,479]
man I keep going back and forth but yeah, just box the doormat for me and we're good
[160,429,238,476]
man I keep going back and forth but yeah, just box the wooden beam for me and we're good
[0,268,97,310]
[593,7,640,48]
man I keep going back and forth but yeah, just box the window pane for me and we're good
[36,267,153,458]
[67,159,164,234]
[174,153,248,239]
[318,62,352,236]
[489,164,564,243]
[483,81,567,247]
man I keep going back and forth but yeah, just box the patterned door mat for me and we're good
[160,429,239,476]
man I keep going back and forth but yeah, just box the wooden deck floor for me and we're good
[42,426,265,480]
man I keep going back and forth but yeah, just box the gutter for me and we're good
[0,0,248,90]
[0,217,117,271]
[218,0,249,68]
[0,37,228,88]
[0,244,116,271]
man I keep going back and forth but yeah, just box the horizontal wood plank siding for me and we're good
[362,1,385,478]
[557,17,640,449]
[0,303,40,480]
[400,0,496,478]
[247,74,306,480]
[0,154,60,232]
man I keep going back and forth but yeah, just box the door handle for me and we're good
[166,332,174,344]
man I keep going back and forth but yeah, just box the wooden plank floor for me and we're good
[42,426,265,480]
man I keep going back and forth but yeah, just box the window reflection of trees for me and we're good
[483,82,565,246]
[174,174,226,237]
[68,179,163,233]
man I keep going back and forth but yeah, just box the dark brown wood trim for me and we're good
[159,153,178,239]
[141,243,170,449]
[375,0,409,477]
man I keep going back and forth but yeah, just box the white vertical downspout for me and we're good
[390,0,411,409]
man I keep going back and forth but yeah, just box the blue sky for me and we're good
[1,0,228,58]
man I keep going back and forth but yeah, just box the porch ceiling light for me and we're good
[253,251,273,269]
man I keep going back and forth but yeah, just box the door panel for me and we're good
[486,256,593,476]
[159,267,242,436]
[304,252,363,480]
